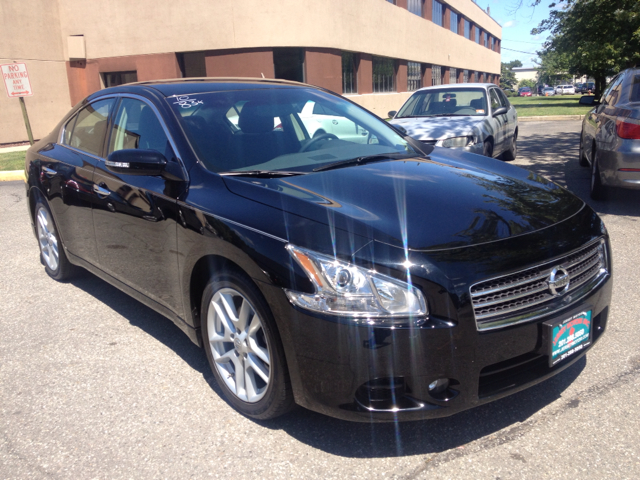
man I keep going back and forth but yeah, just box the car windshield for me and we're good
[166,87,418,174]
[395,87,488,118]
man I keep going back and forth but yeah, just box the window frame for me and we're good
[372,56,396,93]
[341,52,358,95]
[407,61,423,92]
[61,97,117,159]
[432,0,443,27]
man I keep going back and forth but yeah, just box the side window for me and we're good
[602,75,622,105]
[489,89,501,110]
[62,116,76,145]
[607,74,625,106]
[108,98,172,158]
[497,89,510,107]
[67,99,115,156]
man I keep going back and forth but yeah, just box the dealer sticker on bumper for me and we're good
[550,310,592,367]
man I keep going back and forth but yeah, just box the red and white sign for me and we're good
[1,63,33,98]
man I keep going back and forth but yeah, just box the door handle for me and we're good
[42,166,56,177]
[93,184,111,198]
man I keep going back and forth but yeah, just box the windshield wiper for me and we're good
[313,152,417,172]
[220,170,305,178]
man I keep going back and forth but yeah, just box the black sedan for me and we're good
[25,79,612,422]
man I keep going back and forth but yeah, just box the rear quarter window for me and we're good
[631,75,640,102]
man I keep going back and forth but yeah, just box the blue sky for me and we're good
[484,0,554,67]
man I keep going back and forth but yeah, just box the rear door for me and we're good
[91,96,187,315]
[38,98,116,264]
[488,87,507,154]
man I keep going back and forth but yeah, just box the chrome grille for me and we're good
[471,240,607,331]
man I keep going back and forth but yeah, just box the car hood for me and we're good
[222,150,584,251]
[389,116,486,141]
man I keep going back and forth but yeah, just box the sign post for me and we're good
[1,62,35,145]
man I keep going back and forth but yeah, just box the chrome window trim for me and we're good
[58,93,189,181]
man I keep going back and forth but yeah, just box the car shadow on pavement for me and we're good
[261,357,585,458]
[517,130,640,218]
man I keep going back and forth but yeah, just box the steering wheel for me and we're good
[300,133,339,152]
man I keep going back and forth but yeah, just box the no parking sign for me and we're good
[1,63,33,97]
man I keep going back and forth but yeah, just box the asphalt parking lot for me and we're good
[1,120,639,479]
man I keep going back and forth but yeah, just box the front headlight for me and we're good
[440,136,476,148]
[285,245,427,325]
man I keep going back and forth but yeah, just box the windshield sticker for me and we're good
[476,109,485,114]
[173,96,204,108]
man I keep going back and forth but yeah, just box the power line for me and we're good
[502,38,545,45]
[501,46,538,55]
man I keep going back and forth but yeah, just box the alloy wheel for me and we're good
[36,207,59,272]
[207,288,271,403]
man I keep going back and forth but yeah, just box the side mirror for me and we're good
[493,106,508,116]
[579,95,599,106]
[106,149,167,176]
[388,110,397,119]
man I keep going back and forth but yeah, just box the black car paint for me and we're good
[25,80,612,421]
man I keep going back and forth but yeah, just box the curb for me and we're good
[0,170,26,182]
[0,145,30,153]
[519,115,583,122]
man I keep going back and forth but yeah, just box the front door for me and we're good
[92,97,186,315]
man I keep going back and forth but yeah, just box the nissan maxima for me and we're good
[25,79,611,422]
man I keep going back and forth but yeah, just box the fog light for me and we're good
[428,378,449,393]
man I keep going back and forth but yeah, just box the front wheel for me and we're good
[35,200,75,281]
[483,140,494,158]
[501,131,517,161]
[578,132,589,167]
[201,271,294,420]
[590,150,607,200]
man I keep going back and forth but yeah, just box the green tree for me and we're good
[500,60,522,90]
[532,0,640,97]
[534,49,572,86]
[518,79,537,89]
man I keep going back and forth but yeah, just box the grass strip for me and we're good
[0,151,26,171]
[510,95,593,117]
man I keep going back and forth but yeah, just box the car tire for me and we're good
[590,149,607,201]
[35,200,75,281]
[501,131,517,161]
[483,140,494,158]
[201,270,294,420]
[578,133,589,167]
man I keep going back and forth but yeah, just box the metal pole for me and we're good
[18,96,34,146]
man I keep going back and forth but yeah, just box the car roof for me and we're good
[414,83,495,92]
[99,77,315,97]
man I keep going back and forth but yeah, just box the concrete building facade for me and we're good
[1,0,501,144]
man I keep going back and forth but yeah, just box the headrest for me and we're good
[238,102,275,134]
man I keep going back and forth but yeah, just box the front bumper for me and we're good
[260,270,612,422]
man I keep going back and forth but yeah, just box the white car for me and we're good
[555,85,576,95]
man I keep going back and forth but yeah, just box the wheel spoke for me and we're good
[248,337,270,366]
[214,349,236,365]
[212,298,235,337]
[37,211,48,235]
[236,299,252,333]
[247,354,270,383]
[245,366,259,401]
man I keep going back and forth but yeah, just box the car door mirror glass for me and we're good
[579,96,599,106]
[492,106,508,116]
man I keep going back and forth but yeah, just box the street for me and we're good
[1,120,639,479]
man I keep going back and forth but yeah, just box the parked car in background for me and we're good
[537,85,546,95]
[25,78,611,422]
[579,68,640,199]
[580,82,595,94]
[388,83,518,160]
[555,85,576,95]
[518,87,532,97]
[543,87,556,96]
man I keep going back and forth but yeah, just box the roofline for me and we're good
[128,76,311,88]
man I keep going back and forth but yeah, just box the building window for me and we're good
[450,11,458,33]
[408,0,423,16]
[475,27,481,44]
[274,48,305,83]
[464,19,471,39]
[386,0,395,3]
[432,65,443,86]
[407,62,422,91]
[463,69,469,83]
[342,52,357,94]
[484,33,489,48]
[177,52,206,78]
[450,68,457,84]
[490,37,494,50]
[372,56,395,93]
[432,1,443,27]
[102,71,137,88]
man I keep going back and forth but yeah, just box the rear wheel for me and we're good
[201,271,294,420]
[35,200,75,281]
